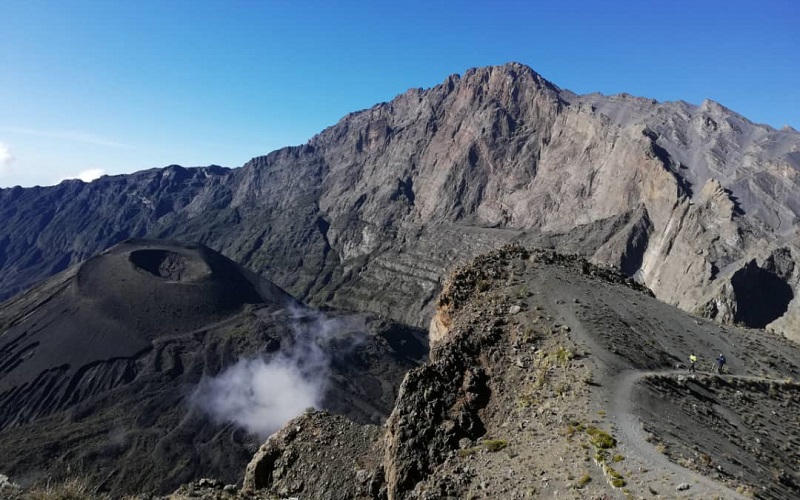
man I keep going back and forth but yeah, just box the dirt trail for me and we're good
[609,369,779,499]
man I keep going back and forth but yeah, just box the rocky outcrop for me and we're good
[243,246,800,499]
[242,411,385,500]
[1,63,800,336]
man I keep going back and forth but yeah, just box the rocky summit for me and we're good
[0,63,799,338]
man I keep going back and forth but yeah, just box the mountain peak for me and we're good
[458,61,560,92]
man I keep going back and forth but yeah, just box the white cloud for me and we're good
[76,168,105,182]
[0,142,14,175]
[192,357,321,439]
[60,168,106,183]
[191,306,366,438]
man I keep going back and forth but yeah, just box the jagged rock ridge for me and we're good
[242,246,800,500]
[1,63,800,339]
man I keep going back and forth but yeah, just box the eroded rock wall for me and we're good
[1,63,800,335]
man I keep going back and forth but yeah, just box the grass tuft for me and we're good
[611,478,627,488]
[483,439,508,452]
[24,477,100,500]
[457,447,477,458]
[586,427,617,449]
[553,346,574,366]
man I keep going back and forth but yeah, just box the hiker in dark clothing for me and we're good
[714,353,726,373]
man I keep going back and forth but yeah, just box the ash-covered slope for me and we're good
[241,246,800,500]
[2,63,800,338]
[0,239,425,494]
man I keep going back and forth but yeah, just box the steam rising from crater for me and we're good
[192,306,365,438]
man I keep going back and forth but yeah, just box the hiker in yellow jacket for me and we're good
[689,354,697,373]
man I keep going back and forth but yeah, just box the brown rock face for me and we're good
[1,63,800,336]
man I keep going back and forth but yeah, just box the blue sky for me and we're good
[1,0,797,187]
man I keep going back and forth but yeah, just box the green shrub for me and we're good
[586,427,616,449]
[483,439,508,452]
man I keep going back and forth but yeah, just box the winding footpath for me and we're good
[608,369,771,499]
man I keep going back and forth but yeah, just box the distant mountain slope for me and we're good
[0,239,424,494]
[1,63,800,337]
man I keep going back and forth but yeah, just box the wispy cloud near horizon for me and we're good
[1,126,132,149]
[59,168,106,183]
[0,142,14,175]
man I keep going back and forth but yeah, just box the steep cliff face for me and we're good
[1,63,799,334]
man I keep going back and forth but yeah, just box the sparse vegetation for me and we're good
[23,477,102,500]
[483,439,508,452]
[586,427,616,449]
[457,447,477,458]
[459,436,519,458]
[553,345,574,366]
[581,425,628,490]
[606,466,623,480]
[575,473,591,488]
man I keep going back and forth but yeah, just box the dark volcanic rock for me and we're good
[243,410,385,500]
[0,239,425,495]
